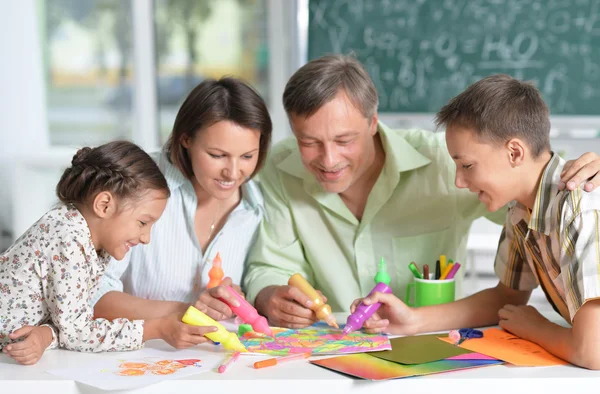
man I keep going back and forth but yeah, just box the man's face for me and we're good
[290,90,378,194]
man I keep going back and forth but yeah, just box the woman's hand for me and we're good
[194,277,244,321]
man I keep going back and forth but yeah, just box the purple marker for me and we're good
[343,282,392,335]
[445,262,461,280]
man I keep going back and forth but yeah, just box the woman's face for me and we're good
[182,120,261,200]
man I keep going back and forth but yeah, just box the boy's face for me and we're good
[445,124,517,212]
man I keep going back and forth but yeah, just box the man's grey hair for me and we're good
[283,54,379,120]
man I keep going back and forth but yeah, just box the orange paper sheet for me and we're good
[439,328,568,367]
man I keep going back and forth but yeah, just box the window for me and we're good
[43,0,135,146]
[42,0,270,148]
[154,0,269,144]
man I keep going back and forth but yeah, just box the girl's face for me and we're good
[182,121,261,200]
[98,189,168,260]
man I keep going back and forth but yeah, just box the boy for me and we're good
[353,74,600,369]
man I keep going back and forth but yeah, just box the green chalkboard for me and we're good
[308,0,600,115]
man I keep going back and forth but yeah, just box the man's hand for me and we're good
[255,285,321,328]
[194,277,244,321]
[560,152,600,192]
[2,325,53,365]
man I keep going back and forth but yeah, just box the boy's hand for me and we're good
[350,292,420,335]
[158,314,217,349]
[560,152,600,192]
[498,304,547,341]
[194,277,243,321]
[3,325,52,365]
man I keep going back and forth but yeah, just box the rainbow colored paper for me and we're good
[240,326,391,356]
[310,353,502,380]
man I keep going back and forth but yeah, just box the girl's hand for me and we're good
[157,314,216,349]
[3,325,53,365]
[350,292,421,335]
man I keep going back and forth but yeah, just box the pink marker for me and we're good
[218,351,240,373]
[220,286,273,336]
[445,263,461,280]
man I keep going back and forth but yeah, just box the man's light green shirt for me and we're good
[244,123,504,312]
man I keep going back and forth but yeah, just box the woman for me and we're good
[91,78,272,346]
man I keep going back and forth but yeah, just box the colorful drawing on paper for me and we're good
[46,348,222,391]
[110,358,202,377]
[310,353,503,380]
[240,326,391,356]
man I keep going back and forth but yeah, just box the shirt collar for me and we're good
[378,122,432,173]
[240,180,264,212]
[274,121,432,225]
[155,151,188,191]
[511,152,564,235]
[276,121,431,181]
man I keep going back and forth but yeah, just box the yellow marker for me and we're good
[182,306,247,352]
[440,263,454,280]
[440,255,447,275]
[288,273,339,328]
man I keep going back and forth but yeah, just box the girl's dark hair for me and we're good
[56,140,170,206]
[165,77,272,180]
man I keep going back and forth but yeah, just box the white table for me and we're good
[3,313,600,393]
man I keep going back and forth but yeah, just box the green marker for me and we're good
[408,262,424,279]
[374,257,391,285]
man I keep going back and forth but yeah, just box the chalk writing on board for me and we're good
[308,0,600,115]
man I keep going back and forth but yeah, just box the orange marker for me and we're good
[288,273,338,328]
[440,262,454,280]
[254,352,311,369]
[207,252,224,289]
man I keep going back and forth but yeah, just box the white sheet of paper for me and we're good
[46,348,223,391]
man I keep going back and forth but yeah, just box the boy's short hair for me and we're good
[435,74,551,158]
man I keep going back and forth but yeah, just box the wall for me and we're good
[0,0,49,248]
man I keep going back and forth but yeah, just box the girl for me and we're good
[92,77,272,323]
[1,141,216,365]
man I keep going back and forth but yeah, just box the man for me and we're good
[243,54,600,328]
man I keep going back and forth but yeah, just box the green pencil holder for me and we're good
[405,277,455,307]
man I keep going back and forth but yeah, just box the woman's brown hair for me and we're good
[56,140,170,206]
[165,77,272,179]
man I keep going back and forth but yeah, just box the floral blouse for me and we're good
[0,204,144,352]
